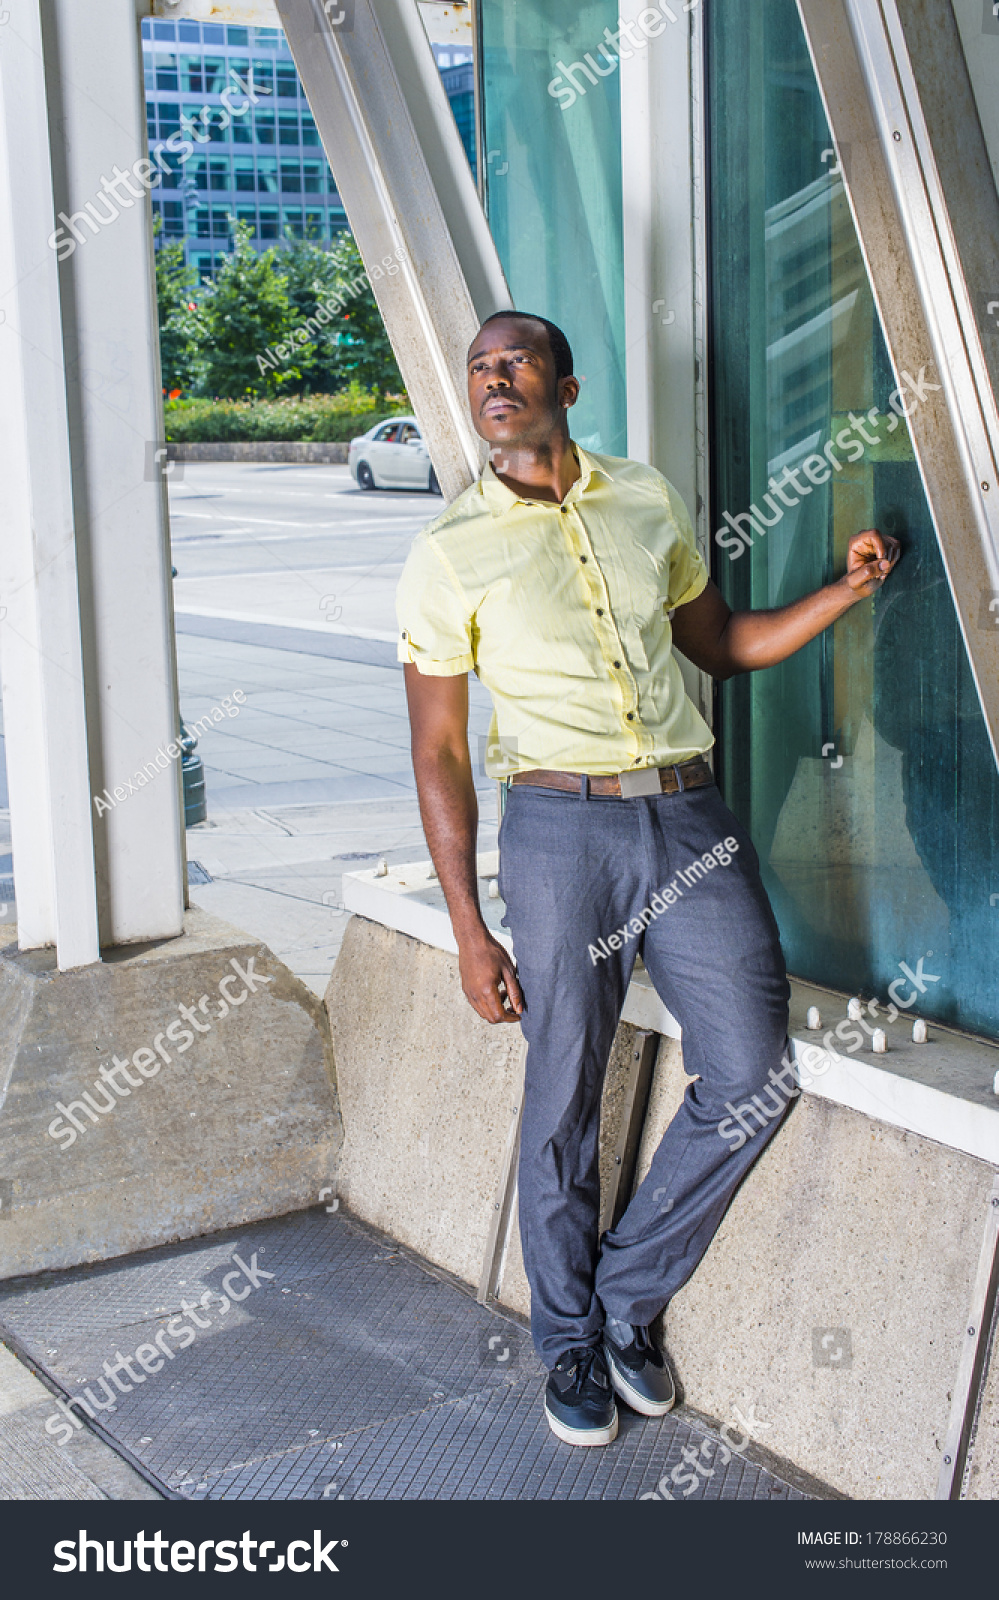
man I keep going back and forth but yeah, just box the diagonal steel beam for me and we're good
[797,0,999,769]
[275,0,511,501]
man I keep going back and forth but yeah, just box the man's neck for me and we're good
[489,431,581,504]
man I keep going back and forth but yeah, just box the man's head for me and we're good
[467,311,579,450]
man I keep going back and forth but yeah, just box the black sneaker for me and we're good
[544,1346,618,1447]
[603,1321,676,1417]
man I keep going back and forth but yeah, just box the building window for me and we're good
[254,27,280,48]
[209,157,230,191]
[255,109,276,144]
[204,57,226,95]
[152,20,176,41]
[181,55,204,95]
[280,161,302,192]
[227,26,249,47]
[305,209,325,240]
[157,103,180,140]
[278,111,300,146]
[301,112,320,148]
[189,156,209,192]
[178,21,201,44]
[276,63,299,98]
[156,52,178,92]
[282,206,303,238]
[234,157,256,192]
[257,157,278,193]
[707,0,999,1040]
[211,207,231,239]
[302,160,324,194]
[156,148,182,188]
[258,206,279,239]
[236,206,258,235]
[161,201,184,237]
[251,60,274,98]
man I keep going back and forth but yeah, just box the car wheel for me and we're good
[428,467,442,496]
[357,460,376,490]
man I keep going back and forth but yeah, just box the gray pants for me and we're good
[497,779,791,1368]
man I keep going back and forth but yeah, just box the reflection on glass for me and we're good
[480,0,626,456]
[708,0,999,1039]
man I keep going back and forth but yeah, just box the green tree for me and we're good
[154,232,202,394]
[197,221,307,398]
[273,231,403,395]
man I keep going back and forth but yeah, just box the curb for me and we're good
[165,441,350,464]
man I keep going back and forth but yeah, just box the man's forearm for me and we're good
[716,578,858,675]
[412,748,487,941]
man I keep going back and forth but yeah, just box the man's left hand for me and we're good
[844,529,901,598]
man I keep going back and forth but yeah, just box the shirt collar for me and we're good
[478,443,614,518]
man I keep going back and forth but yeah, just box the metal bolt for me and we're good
[969,1326,976,1336]
[943,1454,952,1465]
[893,130,902,141]
[983,482,991,492]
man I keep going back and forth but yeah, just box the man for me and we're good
[397,311,899,1447]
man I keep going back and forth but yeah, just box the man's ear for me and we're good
[559,375,581,410]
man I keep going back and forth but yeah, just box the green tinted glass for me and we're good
[708,0,999,1038]
[479,0,626,456]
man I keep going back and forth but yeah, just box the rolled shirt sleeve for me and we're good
[662,479,709,609]
[396,532,475,676]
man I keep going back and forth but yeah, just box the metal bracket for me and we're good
[618,768,664,799]
[599,1029,660,1237]
[936,1174,999,1499]
[476,1040,526,1306]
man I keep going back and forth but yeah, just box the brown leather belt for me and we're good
[510,755,714,799]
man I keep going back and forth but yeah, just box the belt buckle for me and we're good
[618,766,663,798]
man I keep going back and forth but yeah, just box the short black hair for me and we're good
[476,310,574,382]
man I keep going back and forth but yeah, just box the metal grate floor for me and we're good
[0,1209,814,1501]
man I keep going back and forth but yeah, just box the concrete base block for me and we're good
[633,1046,993,1500]
[326,919,647,1304]
[0,909,341,1278]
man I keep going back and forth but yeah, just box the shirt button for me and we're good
[626,713,634,721]
[579,555,587,563]
[613,660,622,669]
[596,608,604,617]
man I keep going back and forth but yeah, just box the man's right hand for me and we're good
[458,926,524,1024]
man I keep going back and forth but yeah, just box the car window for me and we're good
[373,423,395,442]
[400,424,421,444]
[380,423,401,443]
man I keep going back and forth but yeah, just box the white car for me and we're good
[348,415,441,494]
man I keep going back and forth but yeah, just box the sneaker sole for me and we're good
[544,1400,619,1447]
[606,1357,675,1418]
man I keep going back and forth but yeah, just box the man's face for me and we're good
[466,316,577,449]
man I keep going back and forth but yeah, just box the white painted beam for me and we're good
[48,0,185,945]
[275,0,511,501]
[0,4,99,969]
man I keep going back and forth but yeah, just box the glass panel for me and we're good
[707,0,999,1040]
[152,21,176,41]
[302,112,320,148]
[282,207,303,238]
[251,60,274,97]
[255,110,276,144]
[156,53,178,92]
[227,26,249,48]
[305,209,325,239]
[302,161,324,194]
[208,157,230,191]
[276,64,299,98]
[180,56,203,95]
[189,156,208,192]
[479,0,626,456]
[236,206,258,234]
[257,157,278,193]
[204,58,226,95]
[278,112,300,146]
[178,21,201,44]
[234,157,256,192]
[280,161,302,192]
[158,104,180,140]
[258,206,279,239]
